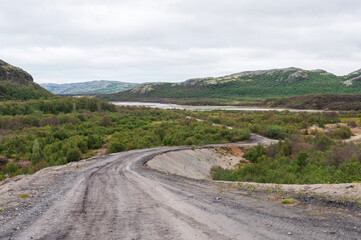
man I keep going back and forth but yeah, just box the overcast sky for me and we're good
[1,0,361,84]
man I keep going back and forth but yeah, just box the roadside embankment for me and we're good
[147,146,361,203]
[146,146,249,179]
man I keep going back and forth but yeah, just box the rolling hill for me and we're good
[264,94,361,110]
[41,80,138,95]
[99,67,361,103]
[0,60,53,100]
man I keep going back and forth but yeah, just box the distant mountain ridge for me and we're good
[100,67,361,102]
[0,59,53,100]
[41,80,138,94]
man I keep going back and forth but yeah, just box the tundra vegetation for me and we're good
[0,97,249,180]
[209,111,361,184]
[0,97,360,185]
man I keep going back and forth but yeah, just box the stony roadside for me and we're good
[147,146,361,224]
[0,157,102,238]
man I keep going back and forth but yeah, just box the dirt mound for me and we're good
[147,147,247,179]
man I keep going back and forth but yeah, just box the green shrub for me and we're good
[234,128,251,141]
[296,152,309,168]
[332,126,353,139]
[244,145,266,163]
[66,148,81,162]
[314,134,334,151]
[5,162,18,174]
[108,141,125,153]
[211,136,361,184]
[87,135,103,149]
[337,156,361,182]
[0,171,5,181]
[31,139,42,165]
[211,167,239,181]
[76,138,88,153]
[264,125,286,139]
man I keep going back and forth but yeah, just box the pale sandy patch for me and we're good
[147,147,247,180]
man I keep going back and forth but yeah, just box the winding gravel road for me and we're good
[3,135,361,240]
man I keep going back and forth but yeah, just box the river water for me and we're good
[111,101,322,112]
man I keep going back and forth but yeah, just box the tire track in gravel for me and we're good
[5,140,361,240]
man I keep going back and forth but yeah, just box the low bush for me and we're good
[5,162,18,174]
[244,145,266,163]
[66,148,81,162]
[264,125,286,139]
[212,137,361,184]
[0,171,5,181]
[331,126,353,139]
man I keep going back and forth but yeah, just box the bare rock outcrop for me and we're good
[0,59,34,84]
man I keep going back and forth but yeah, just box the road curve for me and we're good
[10,137,360,240]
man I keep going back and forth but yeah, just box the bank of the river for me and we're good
[111,101,324,112]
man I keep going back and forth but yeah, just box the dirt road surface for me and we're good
[1,136,360,240]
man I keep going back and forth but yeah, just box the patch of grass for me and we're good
[265,187,274,194]
[281,198,295,204]
[217,183,224,194]
[0,207,4,211]
[297,191,305,197]
[353,198,361,207]
[274,186,285,195]
[339,196,352,202]
[311,192,321,199]
[18,194,29,198]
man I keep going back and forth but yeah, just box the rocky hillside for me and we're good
[100,67,361,101]
[0,60,53,100]
[343,69,361,86]
[41,80,138,95]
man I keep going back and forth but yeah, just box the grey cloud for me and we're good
[0,0,360,83]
